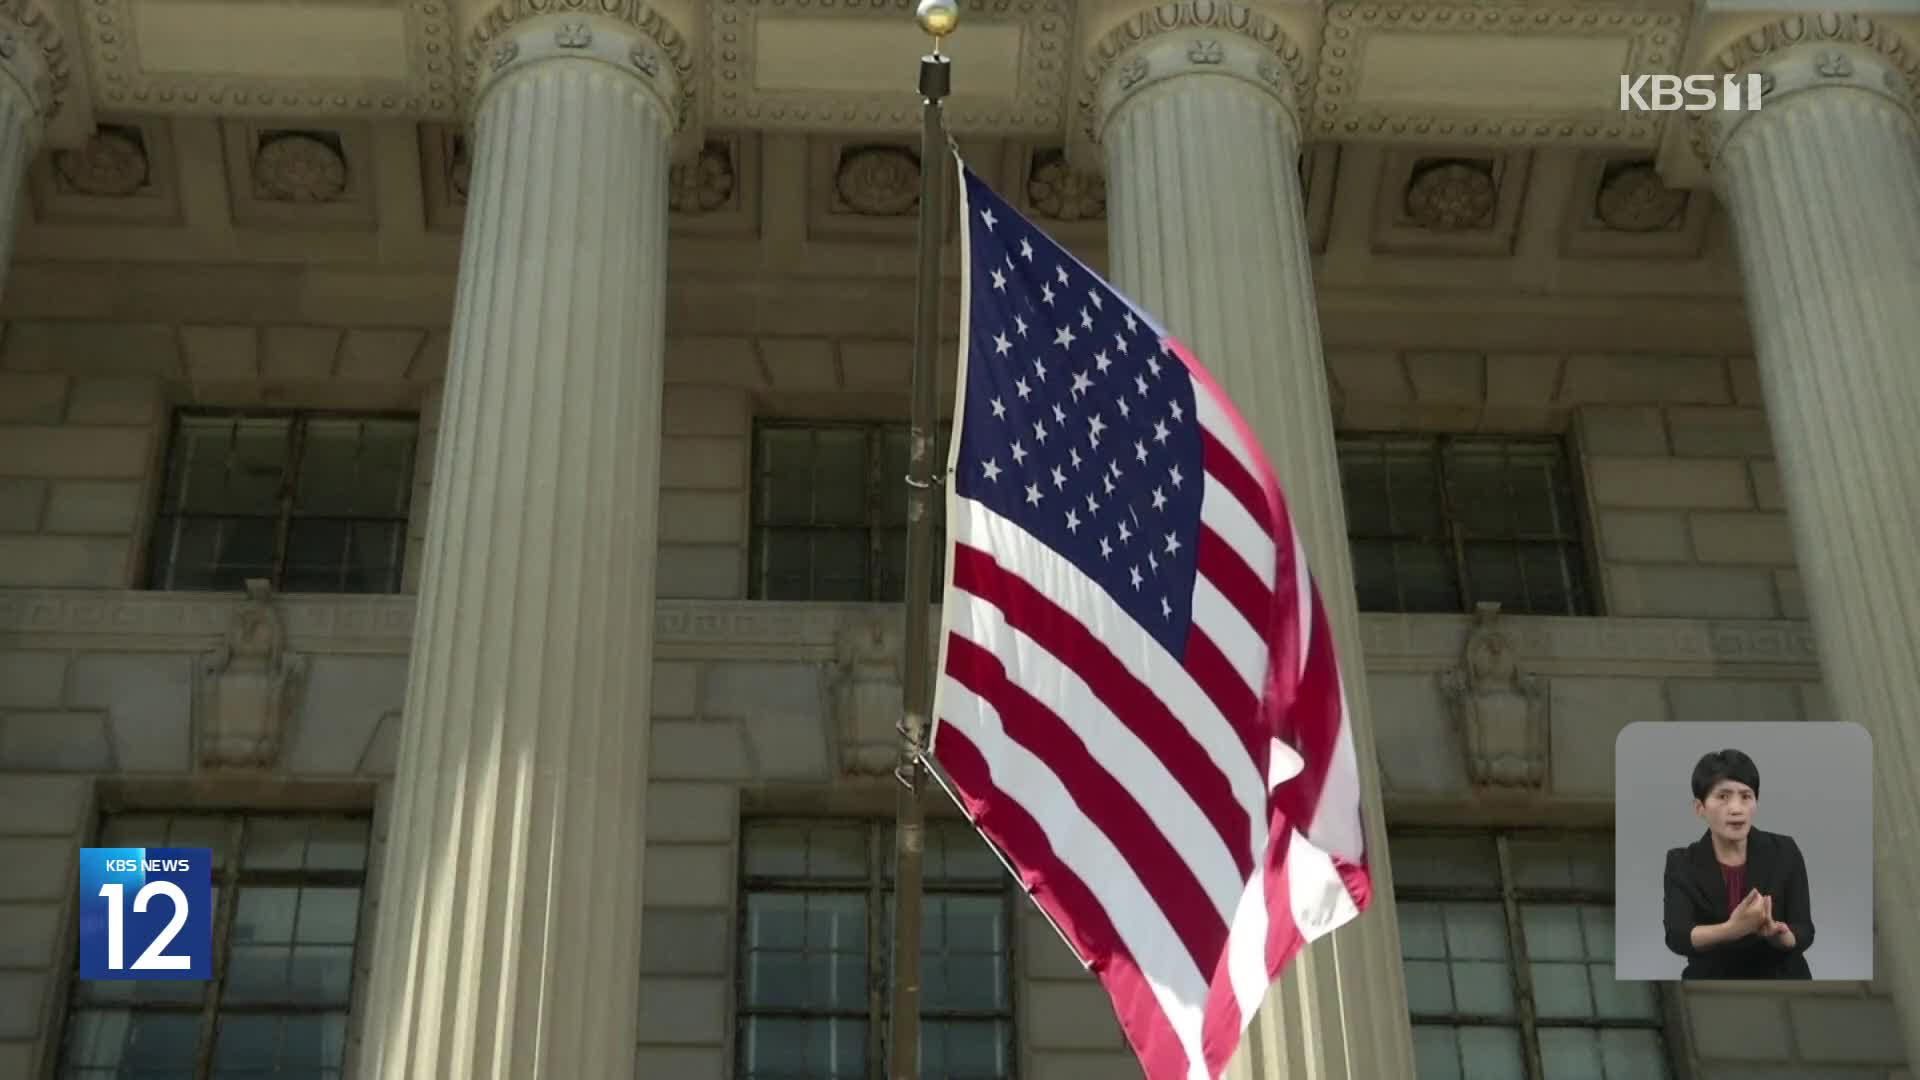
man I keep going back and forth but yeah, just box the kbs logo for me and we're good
[78,847,213,980]
[1619,74,1765,112]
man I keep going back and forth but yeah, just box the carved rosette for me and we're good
[53,128,149,197]
[196,580,308,771]
[1079,1,1311,151]
[464,0,693,129]
[1438,602,1550,791]
[1690,15,1920,172]
[669,141,734,213]
[1594,163,1685,233]
[1028,152,1106,221]
[0,5,70,119]
[1404,160,1495,231]
[253,133,348,203]
[835,145,920,216]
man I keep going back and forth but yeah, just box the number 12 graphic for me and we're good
[78,847,213,981]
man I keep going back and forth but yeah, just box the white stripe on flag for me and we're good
[1190,576,1266,695]
[951,499,1266,804]
[934,681,1215,1079]
[1199,483,1275,588]
[948,597,1249,920]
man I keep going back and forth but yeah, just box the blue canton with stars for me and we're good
[953,166,1206,657]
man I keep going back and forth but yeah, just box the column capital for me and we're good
[0,3,70,122]
[1684,13,1920,176]
[1073,1,1314,168]
[462,0,694,130]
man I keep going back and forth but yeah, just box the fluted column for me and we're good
[1087,9,1415,1079]
[1704,19,1920,1061]
[356,13,683,1078]
[0,16,56,297]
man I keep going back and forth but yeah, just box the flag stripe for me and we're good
[944,633,1233,975]
[1198,431,1273,537]
[1190,576,1266,696]
[1181,627,1262,759]
[934,691,1211,1079]
[1195,527,1272,647]
[949,509,1267,823]
[1199,487,1275,590]
[943,610,1249,913]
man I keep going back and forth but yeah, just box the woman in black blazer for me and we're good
[1662,749,1815,979]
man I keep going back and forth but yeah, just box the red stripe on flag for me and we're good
[1200,432,1274,536]
[943,632,1231,972]
[1182,627,1263,762]
[1270,588,1342,845]
[950,545,1256,876]
[1196,526,1273,635]
[933,724,1199,1080]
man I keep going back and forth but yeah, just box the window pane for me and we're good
[305,819,372,871]
[211,1011,349,1074]
[739,1017,866,1079]
[60,1009,201,1070]
[1539,1026,1602,1079]
[1339,451,1393,535]
[756,427,820,524]
[1394,541,1460,612]
[293,418,416,517]
[1446,447,1514,536]
[924,1018,1010,1079]
[162,416,291,515]
[1350,539,1399,611]
[244,818,312,870]
[1599,1028,1671,1079]
[1413,1024,1525,1080]
[1508,836,1611,891]
[1387,453,1444,535]
[812,530,871,601]
[921,895,1008,1011]
[1464,540,1528,612]
[741,892,866,1011]
[811,429,869,525]
[745,822,869,880]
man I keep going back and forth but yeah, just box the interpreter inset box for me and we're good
[1613,721,1873,982]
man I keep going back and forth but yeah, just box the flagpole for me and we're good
[890,2,955,1078]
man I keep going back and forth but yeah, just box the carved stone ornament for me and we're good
[1404,160,1496,231]
[0,2,69,119]
[1027,151,1106,221]
[831,613,907,777]
[1594,162,1685,233]
[197,579,308,770]
[555,23,592,48]
[1438,602,1550,790]
[1187,39,1224,66]
[52,128,149,197]
[835,146,919,216]
[253,133,348,203]
[670,141,734,214]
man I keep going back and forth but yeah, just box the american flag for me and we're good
[926,163,1372,1080]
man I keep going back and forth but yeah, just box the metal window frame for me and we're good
[53,810,374,1080]
[1391,826,1682,1080]
[1337,433,1595,616]
[734,817,1018,1080]
[146,407,420,594]
[747,419,953,604]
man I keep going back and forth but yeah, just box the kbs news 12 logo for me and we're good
[78,847,213,981]
[1619,73,1765,112]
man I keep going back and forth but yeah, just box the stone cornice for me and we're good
[0,0,68,119]
[464,0,694,128]
[1685,13,1920,173]
[1077,0,1312,154]
[0,589,1822,675]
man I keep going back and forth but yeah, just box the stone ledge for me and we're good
[0,589,1821,673]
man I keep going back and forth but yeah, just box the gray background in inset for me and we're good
[1613,720,1874,981]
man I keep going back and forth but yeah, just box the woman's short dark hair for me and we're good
[1692,748,1761,801]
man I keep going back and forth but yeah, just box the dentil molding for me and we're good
[0,589,1821,672]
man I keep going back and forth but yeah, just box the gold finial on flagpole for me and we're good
[916,0,958,50]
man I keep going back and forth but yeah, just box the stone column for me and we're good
[1703,16,1920,1061]
[0,16,56,298]
[1084,7,1415,1078]
[356,12,686,1078]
